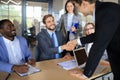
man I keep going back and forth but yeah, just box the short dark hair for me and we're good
[65,0,78,15]
[42,14,54,24]
[70,0,96,5]
[0,19,11,29]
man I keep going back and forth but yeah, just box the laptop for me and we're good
[57,47,87,70]
[73,47,107,74]
[73,47,88,68]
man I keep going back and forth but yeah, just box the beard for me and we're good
[6,30,16,37]
[47,24,56,31]
[47,27,55,31]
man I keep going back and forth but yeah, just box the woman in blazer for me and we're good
[57,0,82,42]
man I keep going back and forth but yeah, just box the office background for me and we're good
[0,0,119,36]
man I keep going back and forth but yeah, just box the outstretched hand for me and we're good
[62,39,78,51]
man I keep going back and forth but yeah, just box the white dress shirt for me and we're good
[67,13,74,31]
[3,37,24,65]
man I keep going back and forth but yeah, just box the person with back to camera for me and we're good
[0,19,35,74]
[66,0,120,79]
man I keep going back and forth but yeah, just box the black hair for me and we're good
[0,19,11,29]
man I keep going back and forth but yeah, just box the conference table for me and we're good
[0,58,111,80]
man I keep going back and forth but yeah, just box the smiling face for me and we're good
[0,20,16,40]
[44,16,56,31]
[66,2,74,14]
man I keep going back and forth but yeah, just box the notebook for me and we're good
[73,47,87,68]
[16,64,41,76]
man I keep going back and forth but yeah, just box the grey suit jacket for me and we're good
[36,29,66,61]
[57,13,82,41]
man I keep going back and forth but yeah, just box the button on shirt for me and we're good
[3,37,24,65]
[67,13,74,31]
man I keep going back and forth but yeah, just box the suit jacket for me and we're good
[37,29,66,61]
[81,1,120,79]
[57,13,82,42]
[0,36,32,73]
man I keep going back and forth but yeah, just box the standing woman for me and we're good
[57,0,82,42]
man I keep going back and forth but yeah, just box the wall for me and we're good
[52,0,67,21]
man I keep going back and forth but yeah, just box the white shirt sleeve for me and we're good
[77,38,82,46]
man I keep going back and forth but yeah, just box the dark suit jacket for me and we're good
[81,1,120,79]
[37,29,66,61]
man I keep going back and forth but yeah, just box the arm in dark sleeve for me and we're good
[82,10,120,77]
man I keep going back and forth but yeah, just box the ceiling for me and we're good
[0,0,48,7]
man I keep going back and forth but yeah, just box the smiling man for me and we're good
[37,14,72,61]
[0,19,35,74]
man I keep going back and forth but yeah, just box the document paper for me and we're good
[57,60,77,70]
[17,65,41,76]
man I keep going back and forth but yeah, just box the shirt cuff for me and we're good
[77,38,82,45]
[83,74,88,78]
[58,46,63,53]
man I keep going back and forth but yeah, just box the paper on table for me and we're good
[57,60,77,70]
[17,64,41,76]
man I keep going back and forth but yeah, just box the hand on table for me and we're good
[69,68,88,80]
[63,53,73,60]
[27,58,36,65]
[12,64,29,73]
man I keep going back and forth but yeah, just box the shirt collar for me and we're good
[47,29,55,37]
[3,36,16,43]
[68,13,74,17]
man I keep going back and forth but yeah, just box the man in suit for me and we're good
[0,19,35,73]
[67,0,120,80]
[37,14,72,61]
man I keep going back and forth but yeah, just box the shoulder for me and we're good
[37,29,47,38]
[74,14,81,18]
[16,36,26,41]
[61,14,67,18]
[0,36,3,42]
[96,1,120,11]
[77,14,81,17]
[55,31,62,37]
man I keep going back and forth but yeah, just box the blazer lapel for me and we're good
[44,29,54,46]
[0,37,9,62]
[64,14,68,31]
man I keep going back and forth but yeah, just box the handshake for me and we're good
[61,39,78,51]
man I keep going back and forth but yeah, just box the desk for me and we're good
[0,59,111,80]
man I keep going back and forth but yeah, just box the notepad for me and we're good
[16,65,41,76]
[57,60,77,70]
